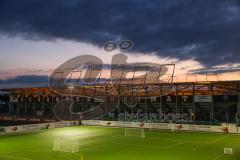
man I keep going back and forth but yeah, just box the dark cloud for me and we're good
[191,68,240,74]
[0,0,240,70]
[190,66,240,74]
[0,75,48,88]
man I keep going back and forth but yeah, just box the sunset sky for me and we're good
[0,0,240,88]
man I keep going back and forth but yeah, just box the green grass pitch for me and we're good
[0,126,240,160]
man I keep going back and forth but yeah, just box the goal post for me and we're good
[149,123,157,131]
[53,137,80,153]
[124,128,145,138]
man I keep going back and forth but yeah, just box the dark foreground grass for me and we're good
[0,126,240,160]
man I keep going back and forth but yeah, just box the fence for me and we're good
[81,120,239,134]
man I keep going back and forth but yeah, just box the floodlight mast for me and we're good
[69,85,74,124]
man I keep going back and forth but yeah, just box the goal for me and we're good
[224,148,233,155]
[124,128,145,138]
[149,123,175,132]
[53,137,80,153]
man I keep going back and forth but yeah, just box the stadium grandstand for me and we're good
[0,79,239,127]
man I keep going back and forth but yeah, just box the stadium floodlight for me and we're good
[68,85,75,90]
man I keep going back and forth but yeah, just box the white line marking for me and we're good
[167,141,185,148]
[110,141,169,149]
[214,153,224,160]
[111,134,214,144]
[0,154,32,160]
[0,149,49,154]
[210,136,227,144]
[213,143,240,160]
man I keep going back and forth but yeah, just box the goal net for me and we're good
[224,148,233,155]
[149,123,175,132]
[53,137,80,153]
[124,128,145,138]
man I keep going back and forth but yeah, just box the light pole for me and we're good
[68,85,75,125]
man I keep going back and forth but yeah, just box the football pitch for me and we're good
[0,126,240,160]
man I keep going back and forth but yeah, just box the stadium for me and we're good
[1,1,240,160]
[0,62,240,160]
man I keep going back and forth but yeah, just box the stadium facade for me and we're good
[0,80,239,126]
